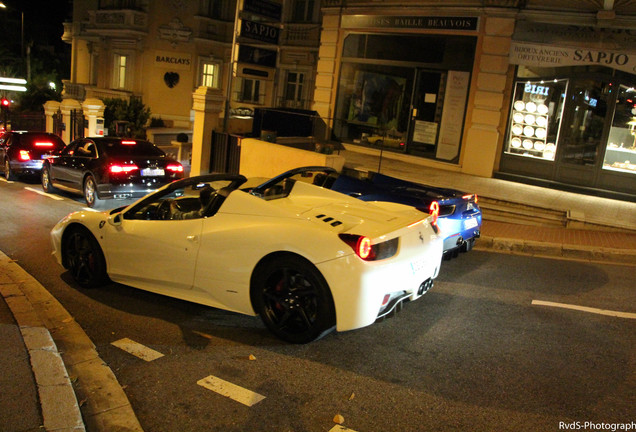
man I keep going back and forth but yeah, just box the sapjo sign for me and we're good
[510,41,636,74]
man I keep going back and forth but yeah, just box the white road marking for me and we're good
[24,186,64,200]
[82,207,100,212]
[329,426,358,432]
[197,375,266,407]
[0,177,14,184]
[111,338,165,361]
[532,300,636,319]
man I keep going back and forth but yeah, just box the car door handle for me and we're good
[186,235,198,242]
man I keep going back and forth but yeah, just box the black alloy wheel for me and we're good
[63,227,108,288]
[253,255,335,343]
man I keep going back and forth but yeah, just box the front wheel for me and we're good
[252,255,335,343]
[63,227,108,288]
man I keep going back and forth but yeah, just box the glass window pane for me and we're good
[561,78,610,166]
[603,84,636,174]
[506,79,568,161]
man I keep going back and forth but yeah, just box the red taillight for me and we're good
[34,141,54,147]
[109,164,138,174]
[18,150,31,161]
[166,163,183,173]
[463,194,478,203]
[429,201,440,226]
[338,234,399,261]
[121,140,136,145]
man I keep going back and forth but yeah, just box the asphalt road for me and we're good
[1,176,635,432]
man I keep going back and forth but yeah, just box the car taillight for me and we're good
[109,164,138,174]
[166,163,183,173]
[18,150,31,161]
[463,193,478,203]
[34,141,54,147]
[121,140,136,145]
[429,201,440,225]
[338,234,398,261]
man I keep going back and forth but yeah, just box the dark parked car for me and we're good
[253,166,482,259]
[41,137,184,207]
[0,131,66,181]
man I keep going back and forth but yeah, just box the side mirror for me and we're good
[107,212,123,227]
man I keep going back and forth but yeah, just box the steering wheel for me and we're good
[156,199,174,220]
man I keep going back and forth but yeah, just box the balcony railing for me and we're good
[280,24,321,47]
[86,9,148,33]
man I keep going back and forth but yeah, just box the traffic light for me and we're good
[0,98,9,110]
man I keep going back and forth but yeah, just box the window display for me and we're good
[505,79,567,161]
[604,84,636,174]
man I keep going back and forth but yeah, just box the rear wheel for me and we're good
[83,175,103,208]
[4,159,15,181]
[41,166,56,193]
[252,255,335,343]
[63,227,108,288]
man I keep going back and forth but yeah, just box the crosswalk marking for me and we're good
[24,186,64,200]
[111,338,165,361]
[197,375,266,407]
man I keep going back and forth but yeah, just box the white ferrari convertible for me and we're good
[51,170,443,343]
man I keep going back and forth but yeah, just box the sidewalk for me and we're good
[1,148,635,432]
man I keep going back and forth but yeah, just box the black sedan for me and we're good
[42,137,184,207]
[0,131,66,181]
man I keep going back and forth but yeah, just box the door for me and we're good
[408,70,443,157]
[555,77,613,186]
[104,218,203,292]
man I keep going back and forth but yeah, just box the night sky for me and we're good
[1,0,72,52]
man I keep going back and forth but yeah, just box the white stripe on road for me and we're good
[532,300,636,319]
[0,177,14,184]
[24,186,64,200]
[329,426,358,432]
[197,375,266,407]
[111,338,165,361]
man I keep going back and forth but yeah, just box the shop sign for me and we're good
[154,51,192,71]
[243,0,282,21]
[238,45,277,68]
[341,15,478,31]
[240,19,279,45]
[510,41,636,74]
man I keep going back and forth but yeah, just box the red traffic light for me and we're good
[1,98,9,108]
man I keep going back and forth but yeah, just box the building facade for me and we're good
[62,0,321,131]
[314,0,636,200]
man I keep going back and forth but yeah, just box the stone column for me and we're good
[190,86,224,176]
[42,100,61,134]
[81,98,105,137]
[461,15,515,177]
[59,99,82,144]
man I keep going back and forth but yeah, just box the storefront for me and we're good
[500,22,636,200]
[331,16,479,164]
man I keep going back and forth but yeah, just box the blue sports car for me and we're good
[252,167,481,259]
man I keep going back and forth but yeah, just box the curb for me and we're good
[0,252,144,432]
[476,236,636,266]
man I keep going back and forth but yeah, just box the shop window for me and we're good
[604,84,636,174]
[506,79,568,161]
[240,78,261,103]
[561,79,611,166]
[113,54,128,90]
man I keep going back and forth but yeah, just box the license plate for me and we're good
[465,217,478,229]
[410,258,426,275]
[141,168,164,176]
